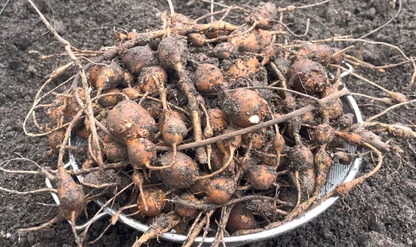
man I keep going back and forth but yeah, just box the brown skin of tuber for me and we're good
[273,132,285,157]
[314,146,333,195]
[211,153,236,177]
[47,98,66,125]
[158,34,188,71]
[261,45,276,65]
[301,111,316,125]
[48,129,66,156]
[137,66,167,95]
[334,151,352,165]
[231,28,273,53]
[287,59,328,95]
[106,100,156,142]
[335,131,363,146]
[206,177,236,204]
[288,144,315,171]
[75,125,89,140]
[337,113,355,128]
[224,56,260,81]
[188,33,206,47]
[189,175,211,199]
[295,44,343,65]
[326,99,344,120]
[205,29,220,39]
[159,111,188,153]
[138,188,166,217]
[215,127,242,156]
[94,62,125,93]
[226,203,258,234]
[314,123,335,145]
[245,2,277,30]
[174,193,200,219]
[194,64,224,93]
[299,167,316,197]
[246,164,277,190]
[171,13,193,24]
[243,131,267,150]
[121,45,159,76]
[222,88,268,128]
[88,63,103,87]
[210,146,225,169]
[158,152,199,190]
[141,100,163,119]
[64,87,85,118]
[98,88,123,108]
[122,87,140,100]
[103,140,127,163]
[57,169,86,220]
[214,42,237,60]
[126,138,157,169]
[122,70,136,87]
[203,109,228,134]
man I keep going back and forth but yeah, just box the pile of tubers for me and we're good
[13,1,416,247]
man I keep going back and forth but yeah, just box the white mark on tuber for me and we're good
[249,115,260,124]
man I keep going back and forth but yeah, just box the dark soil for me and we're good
[1,0,415,246]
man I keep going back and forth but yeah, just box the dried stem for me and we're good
[169,194,293,211]
[334,142,383,195]
[0,0,10,16]
[18,215,61,233]
[196,210,215,247]
[312,37,411,61]
[127,91,189,116]
[67,162,128,176]
[0,187,57,195]
[405,57,416,89]
[194,147,235,180]
[27,0,103,170]
[230,86,319,102]
[344,55,409,70]
[359,0,402,39]
[80,183,133,241]
[272,18,310,37]
[285,0,330,11]
[156,88,349,151]
[183,213,207,247]
[166,0,175,16]
[176,69,207,164]
[349,92,393,104]
[365,99,416,122]
[24,75,75,137]
[329,64,390,93]
[195,6,249,23]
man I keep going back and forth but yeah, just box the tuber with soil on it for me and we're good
[137,188,166,217]
[159,151,199,190]
[222,88,268,128]
[206,176,236,204]
[194,63,224,93]
[136,66,168,96]
[106,100,157,142]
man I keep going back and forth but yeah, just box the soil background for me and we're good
[1,0,416,246]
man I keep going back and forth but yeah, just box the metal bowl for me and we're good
[46,63,362,246]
